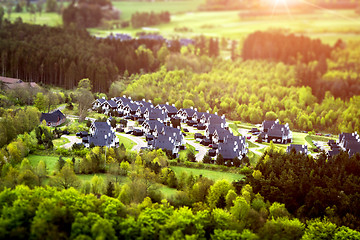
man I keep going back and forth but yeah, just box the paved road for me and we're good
[118,133,147,152]
[62,135,82,149]
[185,139,207,162]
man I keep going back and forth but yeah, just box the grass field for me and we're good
[112,0,204,20]
[117,134,137,150]
[28,154,60,172]
[170,166,244,182]
[159,185,179,199]
[53,137,70,148]
[4,2,360,45]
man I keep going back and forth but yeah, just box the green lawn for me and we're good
[28,154,60,172]
[77,173,128,183]
[159,185,179,199]
[6,12,62,26]
[229,123,240,136]
[53,137,70,148]
[170,166,244,182]
[247,141,259,148]
[117,134,137,150]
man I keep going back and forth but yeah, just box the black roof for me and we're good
[207,124,224,135]
[214,128,231,140]
[40,110,66,123]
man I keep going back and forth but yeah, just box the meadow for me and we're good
[170,166,245,182]
[4,1,360,45]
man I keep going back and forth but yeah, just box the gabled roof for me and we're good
[339,132,359,143]
[106,100,117,108]
[349,146,360,157]
[40,110,66,123]
[137,106,149,114]
[198,112,211,119]
[148,108,166,121]
[344,141,360,150]
[125,102,139,111]
[157,104,178,114]
[114,96,132,105]
[95,98,107,104]
[88,121,115,147]
[286,144,308,154]
[161,126,183,142]
[267,123,290,138]
[262,120,278,130]
[214,128,232,140]
[143,120,165,131]
[181,108,196,116]
[137,100,153,109]
[208,114,226,125]
[207,124,224,135]
[153,134,176,152]
[93,121,112,131]
[218,142,238,160]
[328,149,341,158]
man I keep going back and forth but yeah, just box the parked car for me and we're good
[125,130,133,134]
[62,130,70,135]
[183,128,189,132]
[246,136,251,139]
[313,148,319,152]
[116,128,124,133]
[316,133,322,136]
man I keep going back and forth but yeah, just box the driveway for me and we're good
[118,133,147,152]
[185,139,207,162]
[62,135,82,149]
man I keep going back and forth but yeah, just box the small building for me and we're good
[260,119,292,144]
[40,110,66,127]
[286,144,308,155]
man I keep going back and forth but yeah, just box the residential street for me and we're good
[184,140,207,162]
[118,133,147,152]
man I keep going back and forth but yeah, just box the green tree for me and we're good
[91,175,104,195]
[50,163,81,190]
[76,79,94,122]
[207,179,234,209]
[34,92,49,112]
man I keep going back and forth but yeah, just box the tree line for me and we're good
[249,147,360,230]
[0,21,177,92]
[131,11,170,28]
[123,59,360,134]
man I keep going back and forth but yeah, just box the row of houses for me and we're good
[260,119,292,144]
[92,96,248,161]
[327,132,360,158]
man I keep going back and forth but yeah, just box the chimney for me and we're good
[143,98,145,101]
[215,112,218,115]
[195,108,197,111]
[123,95,126,97]
[102,97,105,99]
[190,106,193,109]
[166,102,169,105]
[149,100,152,103]
[222,114,225,119]
[172,104,175,107]
[206,110,209,113]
